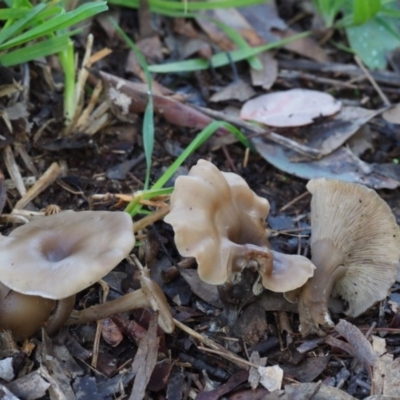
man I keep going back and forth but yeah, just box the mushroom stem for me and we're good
[46,296,76,335]
[65,290,149,326]
[298,239,346,336]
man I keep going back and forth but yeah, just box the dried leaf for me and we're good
[258,365,283,392]
[335,320,377,369]
[6,371,51,400]
[253,138,400,189]
[196,370,249,400]
[371,336,400,396]
[263,382,356,400]
[248,352,267,390]
[383,103,400,124]
[241,89,341,127]
[210,80,255,103]
[281,356,330,382]
[251,52,278,90]
[128,312,160,400]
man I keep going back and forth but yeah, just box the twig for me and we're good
[354,55,391,106]
[132,206,170,233]
[279,191,309,212]
[13,162,61,210]
[173,318,251,370]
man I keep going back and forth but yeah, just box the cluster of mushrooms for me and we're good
[0,210,174,340]
[165,159,400,336]
[1,158,399,340]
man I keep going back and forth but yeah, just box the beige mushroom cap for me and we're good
[299,178,400,335]
[165,159,314,293]
[0,210,135,300]
[164,159,271,285]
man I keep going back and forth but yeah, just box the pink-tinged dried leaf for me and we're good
[101,318,123,347]
[240,89,341,127]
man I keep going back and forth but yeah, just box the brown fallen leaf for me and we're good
[196,370,249,400]
[210,80,256,103]
[128,312,160,400]
[240,89,341,127]
[281,356,330,382]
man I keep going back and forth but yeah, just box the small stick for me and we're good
[133,206,170,233]
[4,145,26,197]
[173,318,251,370]
[92,279,110,368]
[354,55,391,106]
[279,191,309,212]
[13,162,61,210]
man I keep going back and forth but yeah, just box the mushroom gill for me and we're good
[298,178,400,336]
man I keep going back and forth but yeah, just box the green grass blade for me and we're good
[0,3,47,46]
[0,35,70,66]
[0,2,108,50]
[204,16,263,70]
[110,18,155,191]
[108,0,265,14]
[125,120,251,216]
[149,31,309,73]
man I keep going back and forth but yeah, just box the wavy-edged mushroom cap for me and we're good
[298,178,400,336]
[164,159,270,285]
[0,210,135,299]
[165,159,314,293]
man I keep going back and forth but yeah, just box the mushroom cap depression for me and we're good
[299,178,400,335]
[165,159,314,291]
[0,210,135,299]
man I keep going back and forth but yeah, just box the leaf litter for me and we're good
[2,0,400,399]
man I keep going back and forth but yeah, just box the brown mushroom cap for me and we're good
[0,210,135,299]
[165,159,314,292]
[299,178,400,335]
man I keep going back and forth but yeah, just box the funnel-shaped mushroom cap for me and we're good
[165,160,314,293]
[164,159,270,285]
[299,178,400,335]
[0,211,135,300]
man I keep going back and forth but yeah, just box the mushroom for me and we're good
[0,210,135,339]
[298,178,400,336]
[164,159,315,297]
[66,266,174,333]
